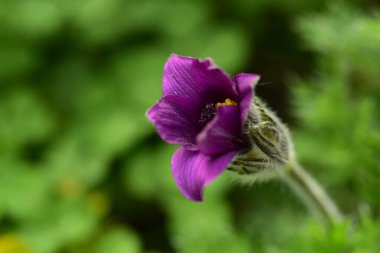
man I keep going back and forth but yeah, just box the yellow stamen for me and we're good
[216,98,238,108]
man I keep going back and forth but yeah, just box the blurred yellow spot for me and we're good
[0,234,30,253]
[88,191,110,217]
[216,98,237,108]
[57,177,83,198]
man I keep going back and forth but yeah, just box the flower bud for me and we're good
[228,97,294,182]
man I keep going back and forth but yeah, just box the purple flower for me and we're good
[147,54,259,201]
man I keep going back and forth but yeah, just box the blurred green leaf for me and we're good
[94,228,141,253]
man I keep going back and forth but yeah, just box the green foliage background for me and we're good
[0,0,379,252]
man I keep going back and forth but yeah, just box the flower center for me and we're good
[199,99,237,126]
[216,98,237,108]
[199,103,216,125]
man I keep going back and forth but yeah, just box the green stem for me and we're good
[281,161,343,225]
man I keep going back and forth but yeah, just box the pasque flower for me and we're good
[147,55,343,225]
[147,54,261,201]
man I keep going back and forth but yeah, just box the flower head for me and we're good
[147,54,260,201]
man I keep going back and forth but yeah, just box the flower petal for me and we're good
[172,147,237,201]
[197,106,243,156]
[192,58,238,102]
[163,55,201,98]
[235,73,260,125]
[147,95,202,149]
[163,54,237,101]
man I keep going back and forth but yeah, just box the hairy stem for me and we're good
[281,161,343,225]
